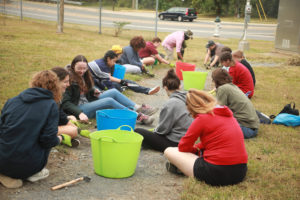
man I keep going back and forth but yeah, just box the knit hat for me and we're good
[184,30,193,39]
[111,45,123,54]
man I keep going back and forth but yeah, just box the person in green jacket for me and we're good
[61,55,158,125]
[212,68,259,139]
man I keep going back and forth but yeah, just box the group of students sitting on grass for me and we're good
[0,35,259,188]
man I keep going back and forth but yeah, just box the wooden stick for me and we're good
[51,177,84,191]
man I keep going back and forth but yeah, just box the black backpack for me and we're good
[270,102,299,119]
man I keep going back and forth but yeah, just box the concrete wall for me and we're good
[275,0,300,54]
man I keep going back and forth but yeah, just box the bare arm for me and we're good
[204,49,211,64]
[210,55,219,67]
[177,52,183,61]
[154,54,170,64]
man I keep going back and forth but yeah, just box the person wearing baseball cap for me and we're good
[203,40,224,69]
[162,29,193,61]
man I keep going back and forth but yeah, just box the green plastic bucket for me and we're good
[89,125,143,178]
[182,71,208,90]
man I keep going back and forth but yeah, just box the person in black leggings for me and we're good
[135,69,193,152]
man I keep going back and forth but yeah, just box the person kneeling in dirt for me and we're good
[0,70,63,188]
[164,89,248,186]
[135,69,193,152]
[119,36,154,77]
[52,67,81,148]
[212,68,259,139]
[88,50,160,95]
[203,40,225,69]
[138,37,170,66]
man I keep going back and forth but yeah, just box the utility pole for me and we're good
[135,0,138,10]
[99,0,102,34]
[155,0,158,37]
[57,0,64,33]
[239,0,251,51]
[20,0,23,20]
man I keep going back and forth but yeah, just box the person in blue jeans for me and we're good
[211,68,259,139]
[88,50,160,94]
[61,55,158,125]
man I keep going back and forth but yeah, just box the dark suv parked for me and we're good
[158,7,197,22]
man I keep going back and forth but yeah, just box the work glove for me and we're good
[120,79,128,86]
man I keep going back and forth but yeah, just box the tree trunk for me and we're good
[57,0,64,33]
[132,0,135,9]
[214,0,222,16]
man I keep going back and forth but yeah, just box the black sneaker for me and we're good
[165,162,184,175]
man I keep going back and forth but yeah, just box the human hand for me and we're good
[67,115,77,121]
[94,88,101,97]
[79,113,89,123]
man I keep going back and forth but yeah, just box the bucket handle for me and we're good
[117,125,134,132]
[99,136,117,143]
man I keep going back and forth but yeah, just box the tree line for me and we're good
[98,0,279,18]
[29,0,279,18]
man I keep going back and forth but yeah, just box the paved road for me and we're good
[1,0,276,41]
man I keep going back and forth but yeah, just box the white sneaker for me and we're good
[27,168,49,182]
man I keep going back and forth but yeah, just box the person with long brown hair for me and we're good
[0,70,63,188]
[62,55,157,125]
[134,69,193,152]
[51,67,80,147]
[164,89,248,186]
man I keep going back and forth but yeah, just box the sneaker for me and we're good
[165,162,184,175]
[136,104,159,116]
[61,134,80,148]
[148,86,160,95]
[0,174,23,188]
[136,113,155,125]
[27,168,49,182]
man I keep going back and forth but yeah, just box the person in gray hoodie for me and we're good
[135,69,193,152]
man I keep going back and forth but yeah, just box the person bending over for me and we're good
[164,89,248,186]
[52,67,80,147]
[203,40,225,69]
[212,68,259,139]
[0,70,63,188]
[135,69,193,152]
[139,37,170,65]
[89,50,160,95]
[162,30,193,61]
[62,55,157,125]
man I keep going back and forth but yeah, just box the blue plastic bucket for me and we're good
[96,109,137,131]
[113,64,126,80]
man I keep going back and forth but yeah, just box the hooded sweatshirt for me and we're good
[154,91,193,143]
[179,106,248,166]
[0,88,59,179]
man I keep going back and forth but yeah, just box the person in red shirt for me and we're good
[164,89,248,186]
[220,51,254,98]
[139,37,170,66]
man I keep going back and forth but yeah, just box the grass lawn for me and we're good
[1,15,300,199]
